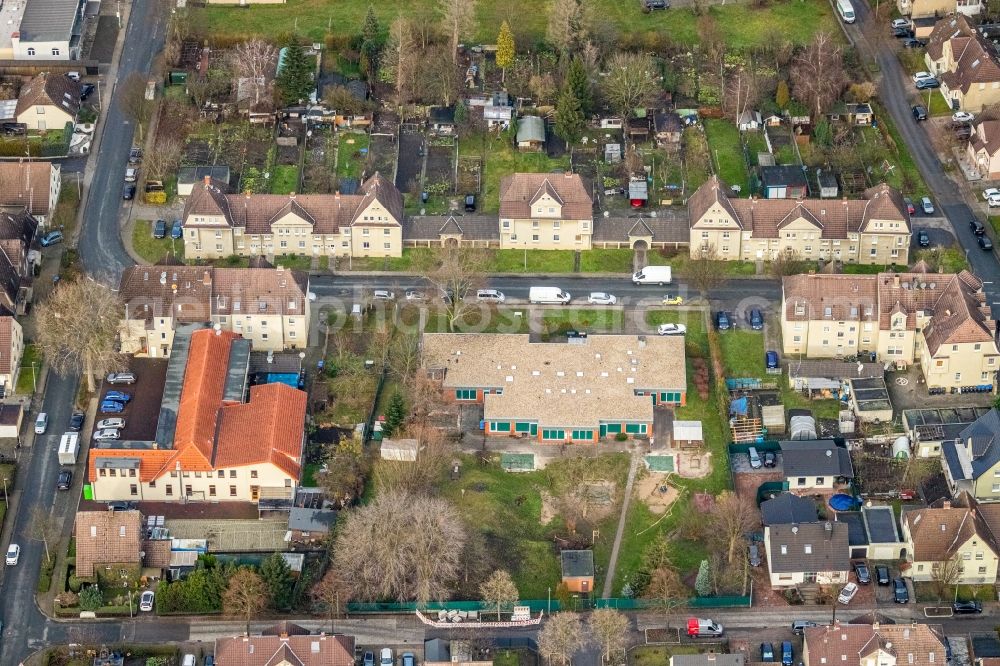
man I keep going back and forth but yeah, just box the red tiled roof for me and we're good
[0,162,55,216]
[74,510,143,577]
[216,383,306,479]
[0,316,16,374]
[173,329,240,466]
[498,173,592,220]
[215,634,355,666]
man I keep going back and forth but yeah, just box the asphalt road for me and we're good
[844,1,1000,311]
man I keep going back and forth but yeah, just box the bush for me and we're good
[68,575,82,592]
[144,191,167,205]
[55,591,79,608]
[615,432,628,442]
[79,584,103,611]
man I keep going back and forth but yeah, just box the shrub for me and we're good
[55,591,79,608]
[615,432,628,442]
[79,584,103,611]
[144,191,167,205]
[68,575,82,592]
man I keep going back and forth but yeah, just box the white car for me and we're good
[587,292,617,305]
[381,648,394,666]
[921,196,934,214]
[989,195,1000,208]
[139,590,155,612]
[984,188,1000,201]
[96,418,125,430]
[657,323,687,336]
[34,412,48,435]
[891,18,911,29]
[912,71,935,83]
[93,428,121,440]
[953,111,975,123]
[837,582,859,604]
[404,289,425,301]
[5,543,19,566]
[373,290,395,301]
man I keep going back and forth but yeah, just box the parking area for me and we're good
[94,357,167,441]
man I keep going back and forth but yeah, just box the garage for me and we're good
[0,403,22,438]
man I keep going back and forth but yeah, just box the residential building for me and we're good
[215,632,354,666]
[780,440,855,491]
[176,166,231,196]
[761,165,808,199]
[901,500,999,583]
[687,177,910,263]
[0,161,61,225]
[117,265,310,357]
[967,119,1000,179]
[15,72,80,131]
[182,173,403,260]
[0,316,25,395]
[760,493,819,526]
[0,211,39,315]
[763,521,850,587]
[925,14,1000,112]
[781,270,1000,392]
[498,173,594,251]
[5,0,87,60]
[560,550,595,594]
[422,333,686,444]
[898,0,981,17]
[803,623,947,666]
[89,327,307,503]
[74,510,143,578]
[942,409,1000,500]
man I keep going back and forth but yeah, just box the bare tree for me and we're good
[725,69,757,127]
[547,0,588,54]
[419,246,487,332]
[930,554,963,602]
[144,135,183,180]
[372,424,450,494]
[333,490,466,603]
[419,46,461,107]
[479,569,519,620]
[790,32,846,120]
[319,434,369,507]
[119,73,155,143]
[389,332,422,385]
[683,246,728,299]
[311,568,351,633]
[227,39,278,107]
[643,566,688,630]
[706,491,757,566]
[438,0,476,64]
[27,506,59,564]
[601,53,658,119]
[223,568,268,635]
[384,17,418,107]
[35,278,125,393]
[589,608,629,664]
[539,612,586,666]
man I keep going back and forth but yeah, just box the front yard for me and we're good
[15,344,42,395]
[131,219,184,265]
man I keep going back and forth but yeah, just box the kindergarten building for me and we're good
[422,333,686,443]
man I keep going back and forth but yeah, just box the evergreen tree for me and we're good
[362,6,380,43]
[694,559,712,597]
[260,552,295,611]
[565,57,592,116]
[277,43,314,105]
[496,21,515,84]
[554,87,585,156]
[383,391,406,437]
[775,79,790,109]
[360,6,383,81]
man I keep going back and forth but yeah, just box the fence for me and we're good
[346,595,751,614]
[728,440,782,455]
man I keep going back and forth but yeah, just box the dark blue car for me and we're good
[766,351,779,369]
[781,641,793,666]
[760,643,775,662]
[99,400,125,414]
[171,220,183,239]
[40,231,64,247]
[103,390,131,403]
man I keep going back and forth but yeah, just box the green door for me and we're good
[599,424,607,438]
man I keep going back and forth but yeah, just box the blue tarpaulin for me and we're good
[729,397,749,417]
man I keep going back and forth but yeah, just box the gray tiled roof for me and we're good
[591,213,689,243]
[402,215,499,241]
[561,549,594,578]
[18,0,82,43]
[760,493,819,526]
[767,522,850,574]
[780,440,855,479]
[956,409,1000,479]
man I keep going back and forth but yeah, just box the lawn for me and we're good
[347,248,641,274]
[862,108,930,198]
[631,646,705,666]
[460,135,570,213]
[131,220,184,265]
[302,462,320,487]
[669,253,758,278]
[337,133,370,181]
[914,246,969,273]
[274,255,313,270]
[194,0,838,50]
[717,330,766,378]
[580,249,635,273]
[492,250,575,273]
[704,120,749,192]
[270,165,300,194]
[15,345,42,395]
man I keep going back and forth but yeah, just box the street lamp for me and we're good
[2,476,7,504]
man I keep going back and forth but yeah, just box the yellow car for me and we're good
[661,295,684,306]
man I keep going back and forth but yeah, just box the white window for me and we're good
[51,48,60,56]
[363,241,370,249]
[26,48,35,56]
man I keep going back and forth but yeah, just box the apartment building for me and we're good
[498,173,594,250]
[0,161,61,226]
[925,14,1000,112]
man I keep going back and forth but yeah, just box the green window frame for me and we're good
[455,388,477,400]
[605,423,622,434]
[515,422,533,433]
[490,421,511,432]
[625,423,647,434]
[542,429,565,441]
[571,429,594,440]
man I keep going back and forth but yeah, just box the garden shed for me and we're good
[516,116,545,152]
[672,420,703,447]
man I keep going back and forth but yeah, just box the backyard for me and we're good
[459,133,570,213]
[270,164,301,194]
[337,132,371,181]
[704,120,750,193]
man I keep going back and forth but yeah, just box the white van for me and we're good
[34,412,48,434]
[528,286,571,305]
[632,265,672,285]
[748,447,762,469]
[836,0,855,23]
[476,289,506,304]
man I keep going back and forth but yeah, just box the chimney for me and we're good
[334,191,341,199]
[872,622,880,631]
[203,175,211,188]
[202,271,211,286]
[943,500,952,509]
[289,191,296,199]
[893,275,900,288]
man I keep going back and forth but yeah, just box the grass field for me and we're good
[270,165,300,194]
[337,133,370,180]
[194,0,839,50]
[15,345,41,395]
[132,220,184,265]
[718,330,766,378]
[348,247,642,274]
[704,120,749,193]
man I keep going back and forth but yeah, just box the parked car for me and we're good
[96,418,125,430]
[781,641,793,666]
[476,289,505,303]
[748,446,763,469]
[988,194,1000,208]
[980,235,994,251]
[760,643,775,662]
[875,565,890,585]
[893,26,914,38]
[902,38,926,48]
[153,219,167,238]
[104,390,131,403]
[139,590,155,612]
[657,323,686,336]
[587,292,617,305]
[915,77,941,89]
[402,654,416,666]
[837,582,859,604]
[122,184,136,200]
[904,197,916,215]
[93,428,121,440]
[182,656,196,666]
[971,218,987,235]
[40,231,64,247]
[921,196,934,214]
[5,543,19,566]
[748,543,761,567]
[125,166,139,183]
[912,71,935,83]
[57,469,72,491]
[748,308,764,330]
[892,578,909,603]
[917,229,930,247]
[952,600,983,614]
[983,188,1000,200]
[34,412,48,435]
[791,620,818,635]
[854,561,871,584]
[661,295,684,305]
[373,289,395,301]
[716,311,731,330]
[107,372,136,385]
[891,18,911,29]
[404,289,425,301]
[69,411,85,431]
[80,83,95,100]
[765,350,779,369]
[381,649,394,666]
[763,451,777,468]
[912,105,928,121]
[464,194,476,212]
[953,111,975,124]
[644,0,669,8]
[171,220,183,239]
[100,400,126,414]
[364,653,375,666]
[128,148,142,164]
